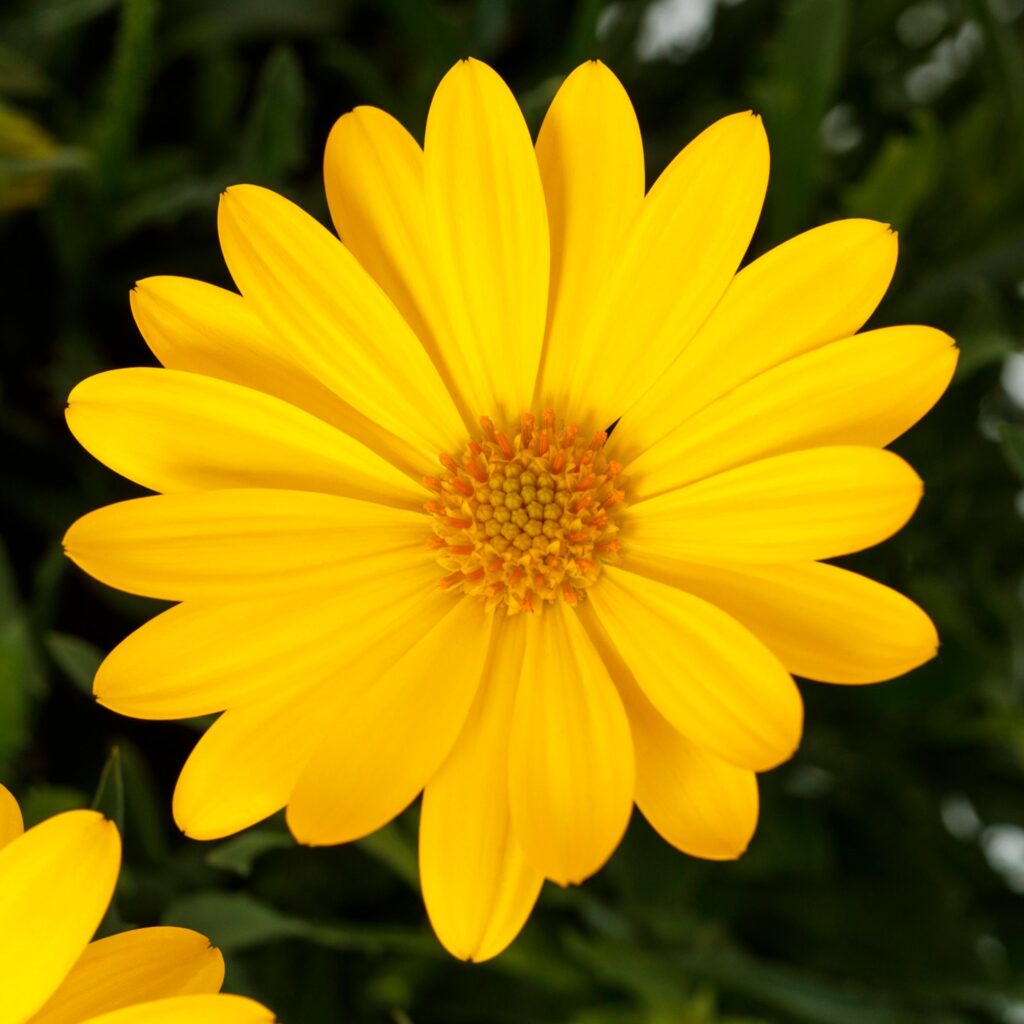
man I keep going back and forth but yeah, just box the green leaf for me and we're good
[207,830,295,877]
[91,745,125,835]
[843,113,941,229]
[356,821,419,890]
[20,784,87,828]
[751,0,849,240]
[162,891,308,951]
[238,45,307,185]
[44,630,102,694]
[89,0,158,196]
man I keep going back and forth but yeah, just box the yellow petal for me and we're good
[508,600,634,885]
[63,489,429,602]
[552,111,768,426]
[625,555,939,684]
[629,326,958,500]
[0,810,120,1024]
[131,277,427,477]
[286,594,492,845]
[633,713,759,861]
[173,579,453,840]
[624,447,922,565]
[218,184,464,459]
[0,785,23,849]
[534,62,644,410]
[94,560,438,720]
[173,693,322,840]
[78,994,273,1024]
[67,368,419,509]
[323,108,472,427]
[424,58,549,421]
[420,615,543,961]
[580,611,758,859]
[616,219,899,460]
[588,566,801,772]
[28,928,223,1024]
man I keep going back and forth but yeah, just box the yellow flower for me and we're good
[64,59,956,961]
[0,785,272,1024]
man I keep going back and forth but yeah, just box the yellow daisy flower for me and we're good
[64,59,956,961]
[0,785,272,1023]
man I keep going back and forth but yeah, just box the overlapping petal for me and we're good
[67,369,421,507]
[543,110,768,426]
[420,615,543,961]
[131,277,427,475]
[63,489,429,601]
[579,616,759,859]
[28,928,224,1024]
[0,810,120,1024]
[615,219,900,460]
[588,566,801,771]
[323,108,472,427]
[218,184,464,459]
[624,555,939,684]
[424,58,550,421]
[508,600,634,885]
[172,577,450,839]
[628,326,956,499]
[287,594,492,845]
[95,561,438,720]
[624,447,922,565]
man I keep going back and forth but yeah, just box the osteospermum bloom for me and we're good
[64,59,956,960]
[0,785,272,1023]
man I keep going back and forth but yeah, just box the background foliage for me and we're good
[2,0,1024,1020]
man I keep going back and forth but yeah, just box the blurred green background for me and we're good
[2,0,1024,1020]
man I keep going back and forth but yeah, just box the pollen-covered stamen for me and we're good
[425,411,625,614]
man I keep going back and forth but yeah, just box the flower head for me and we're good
[64,59,956,960]
[0,784,272,1023]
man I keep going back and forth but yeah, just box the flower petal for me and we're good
[130,278,426,476]
[588,566,801,771]
[628,326,957,500]
[624,554,939,684]
[79,994,273,1024]
[323,107,472,427]
[624,447,922,565]
[218,184,464,459]
[63,489,430,602]
[0,785,23,849]
[0,810,120,1024]
[424,58,549,421]
[633,714,759,861]
[94,561,438,720]
[534,62,644,411]
[67,368,419,508]
[286,594,492,846]
[554,111,768,426]
[617,219,899,460]
[508,600,634,885]
[172,579,451,840]
[27,928,223,1024]
[580,611,758,859]
[420,615,543,962]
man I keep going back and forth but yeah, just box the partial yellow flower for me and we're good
[63,59,956,961]
[0,785,273,1024]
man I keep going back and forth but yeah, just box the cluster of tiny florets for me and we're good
[424,411,624,614]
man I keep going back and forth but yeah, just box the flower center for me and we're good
[424,411,625,614]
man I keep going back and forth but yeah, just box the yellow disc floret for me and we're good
[425,411,625,614]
